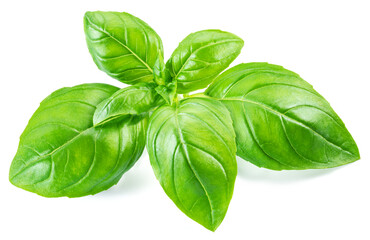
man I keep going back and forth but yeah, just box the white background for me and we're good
[0,0,369,239]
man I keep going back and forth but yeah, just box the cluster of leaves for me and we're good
[9,11,360,231]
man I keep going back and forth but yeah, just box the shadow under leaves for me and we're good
[236,157,341,183]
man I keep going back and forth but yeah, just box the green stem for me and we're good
[188,92,209,98]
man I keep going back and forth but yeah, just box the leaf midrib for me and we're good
[173,39,242,80]
[174,107,215,226]
[11,126,94,180]
[221,98,355,156]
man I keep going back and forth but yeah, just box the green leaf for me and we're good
[166,30,244,94]
[154,83,177,106]
[146,98,237,231]
[206,62,360,170]
[153,51,171,86]
[152,52,177,105]
[84,11,163,84]
[93,83,164,126]
[9,84,147,197]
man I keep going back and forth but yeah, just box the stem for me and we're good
[188,92,209,98]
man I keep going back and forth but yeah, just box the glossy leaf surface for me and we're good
[9,84,147,197]
[206,63,360,170]
[166,30,244,93]
[94,83,164,125]
[147,98,237,231]
[84,11,163,84]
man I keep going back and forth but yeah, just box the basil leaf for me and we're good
[206,63,360,170]
[84,11,163,84]
[154,82,177,106]
[153,52,171,86]
[166,30,244,93]
[147,98,237,231]
[153,52,177,105]
[93,83,164,126]
[9,84,147,197]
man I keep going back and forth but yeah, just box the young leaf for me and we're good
[206,63,360,170]
[9,84,147,197]
[146,98,237,231]
[153,52,177,105]
[153,52,171,86]
[154,82,177,106]
[166,30,244,93]
[93,83,164,126]
[84,11,163,84]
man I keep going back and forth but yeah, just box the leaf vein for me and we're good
[85,14,153,73]
[174,108,214,226]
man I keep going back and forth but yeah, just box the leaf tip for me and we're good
[83,11,93,23]
[197,215,224,232]
[352,147,361,161]
[9,157,24,186]
[205,223,220,232]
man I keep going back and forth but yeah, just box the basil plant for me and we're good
[9,11,360,231]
